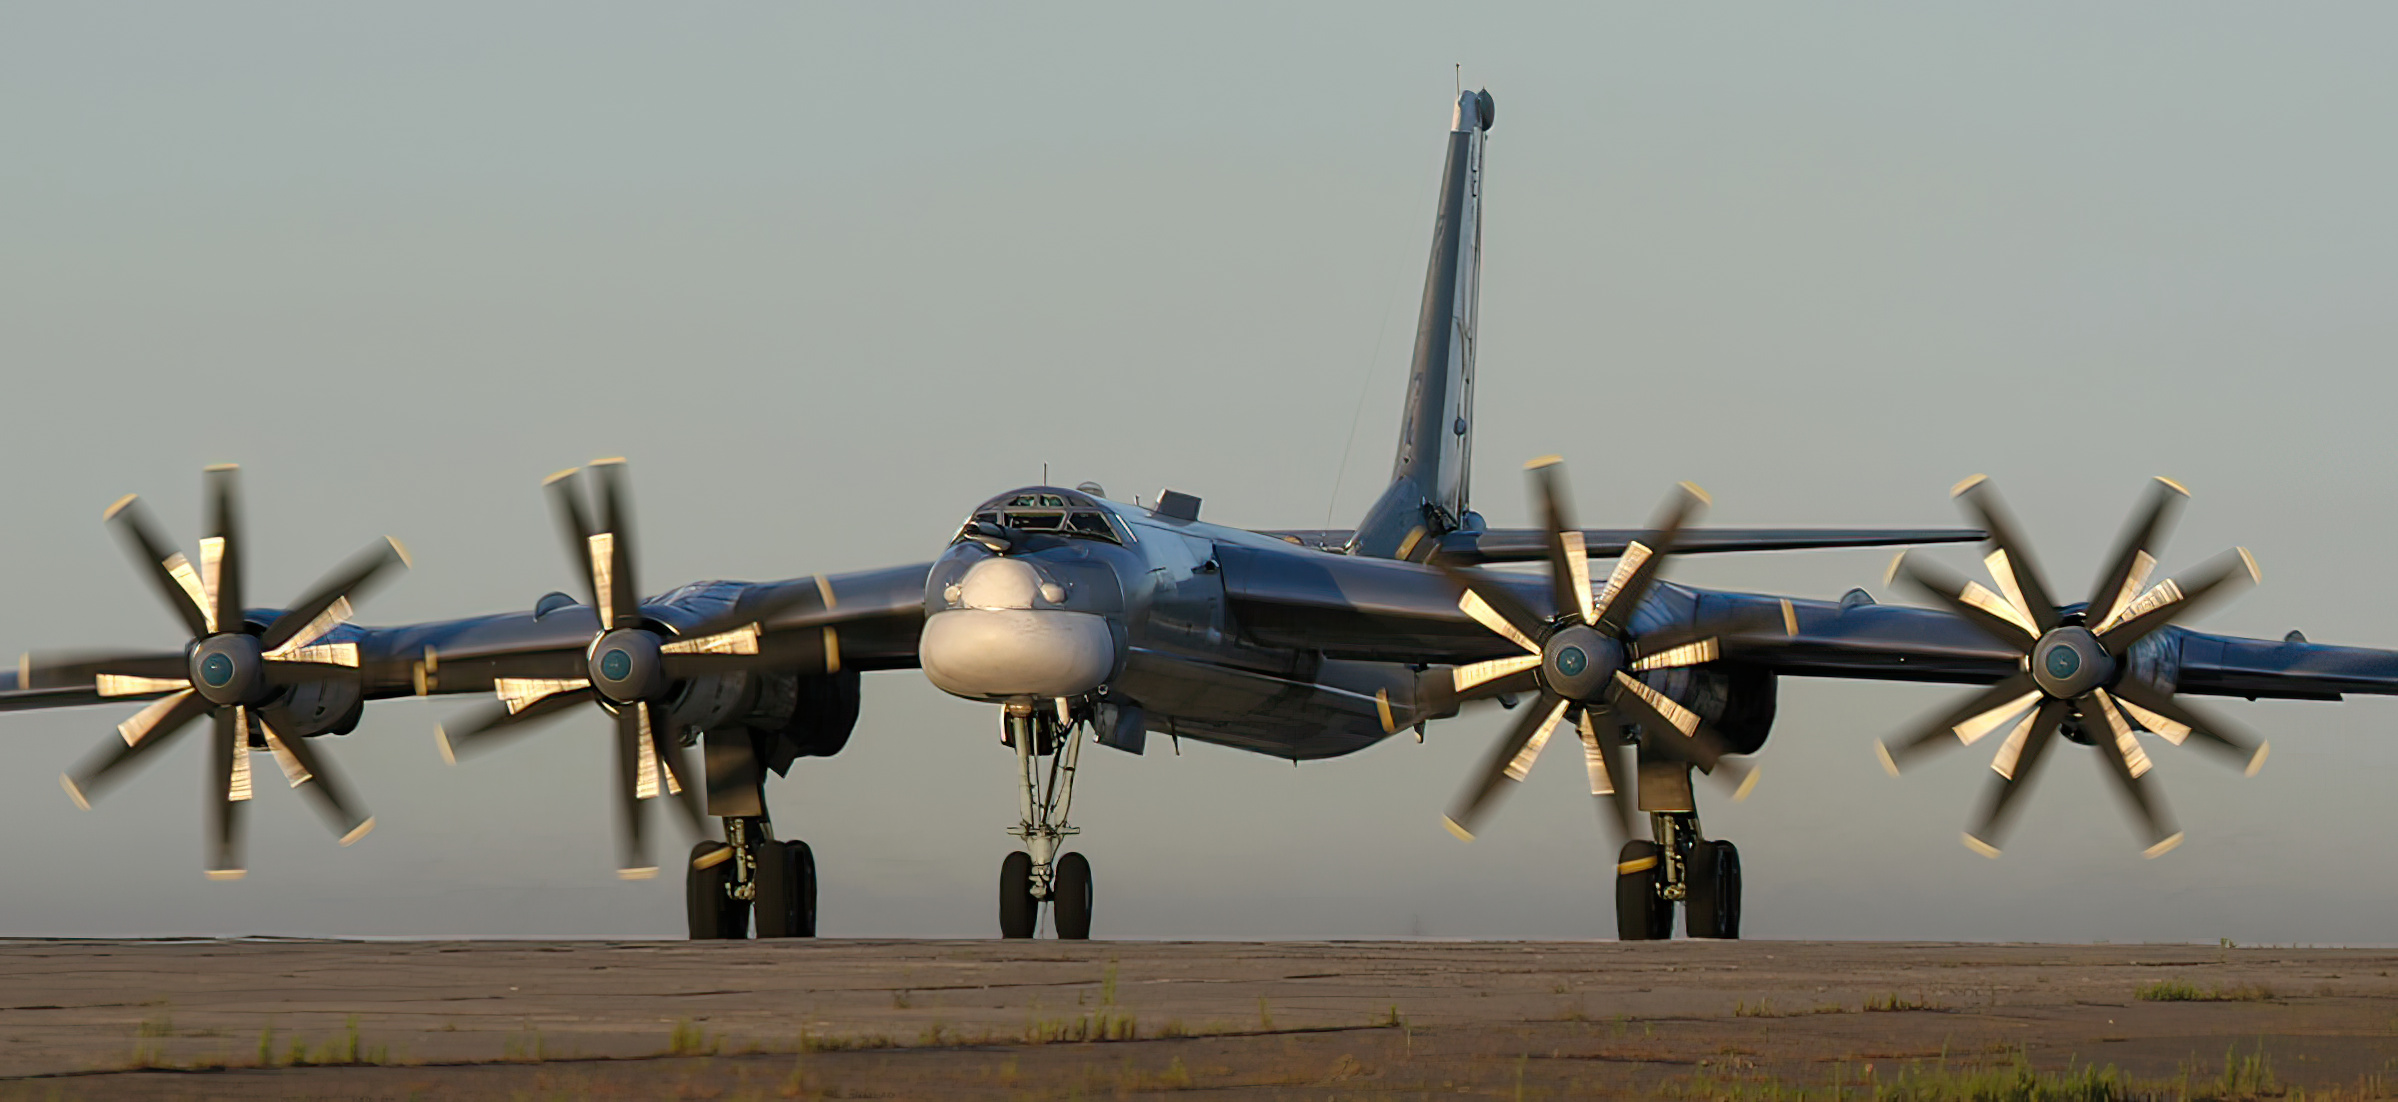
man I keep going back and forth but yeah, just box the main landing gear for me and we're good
[686,815,818,940]
[998,700,1095,939]
[1615,810,1742,941]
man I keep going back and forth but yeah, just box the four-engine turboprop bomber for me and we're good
[13,89,2398,942]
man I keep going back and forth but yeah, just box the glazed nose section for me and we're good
[922,559,1116,700]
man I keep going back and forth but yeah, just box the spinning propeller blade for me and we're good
[1880,477,2266,857]
[34,468,403,875]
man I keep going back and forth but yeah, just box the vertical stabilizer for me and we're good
[1351,89,1492,560]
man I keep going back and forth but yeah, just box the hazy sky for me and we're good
[3,4,2396,942]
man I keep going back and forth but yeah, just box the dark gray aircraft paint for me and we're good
[10,90,2398,941]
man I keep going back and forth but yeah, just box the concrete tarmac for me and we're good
[2,938,2395,1099]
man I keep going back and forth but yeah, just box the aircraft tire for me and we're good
[999,851,1038,938]
[1614,840,1674,941]
[687,843,750,940]
[1053,852,1094,940]
[754,839,818,938]
[1684,839,1742,940]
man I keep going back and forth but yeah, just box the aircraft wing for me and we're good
[1217,544,2398,702]
[1259,526,1984,563]
[12,563,932,710]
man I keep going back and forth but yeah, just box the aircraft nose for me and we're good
[955,557,1045,610]
[921,561,1117,700]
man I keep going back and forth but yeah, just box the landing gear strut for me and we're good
[1615,810,1742,941]
[685,815,817,940]
[998,700,1095,939]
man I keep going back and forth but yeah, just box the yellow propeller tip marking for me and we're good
[2144,832,2186,859]
[59,775,89,811]
[542,467,580,485]
[1679,481,1712,507]
[617,866,660,881]
[1780,599,1798,636]
[339,817,377,847]
[1950,474,1988,498]
[435,727,456,766]
[1875,741,1901,777]
[2246,741,2270,777]
[1440,816,1475,842]
[590,456,627,466]
[206,869,248,881]
[1523,455,1563,470]
[1733,767,1761,802]
[386,536,413,568]
[17,652,28,685]
[693,845,735,870]
[1883,551,1908,587]
[2156,476,2190,496]
[2237,547,2261,583]
[204,462,239,472]
[1962,833,2001,858]
[1616,855,1659,875]
[102,494,138,520]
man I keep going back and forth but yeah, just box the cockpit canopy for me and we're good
[958,488,1122,544]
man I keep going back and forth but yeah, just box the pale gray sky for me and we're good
[3,4,2395,941]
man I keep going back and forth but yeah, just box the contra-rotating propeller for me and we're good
[1434,458,1774,843]
[434,459,821,879]
[31,465,407,878]
[1878,475,2268,858]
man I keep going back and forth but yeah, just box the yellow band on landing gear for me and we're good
[1616,855,1659,875]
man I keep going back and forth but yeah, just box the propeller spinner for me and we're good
[32,465,406,877]
[1435,459,1772,843]
[1879,476,2268,858]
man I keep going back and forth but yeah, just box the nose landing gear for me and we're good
[998,700,1095,939]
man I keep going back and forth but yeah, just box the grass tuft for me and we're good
[2137,980,2276,1002]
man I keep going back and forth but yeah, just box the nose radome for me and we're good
[958,558,1042,610]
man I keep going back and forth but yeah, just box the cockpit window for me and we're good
[955,491,1122,545]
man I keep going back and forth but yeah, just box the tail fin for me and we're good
[1351,89,1493,561]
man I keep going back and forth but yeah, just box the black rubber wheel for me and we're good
[1614,840,1674,941]
[999,851,1037,939]
[754,839,818,939]
[1053,852,1093,940]
[1685,839,1742,940]
[686,843,749,940]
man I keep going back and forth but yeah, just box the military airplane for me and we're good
[12,89,2398,942]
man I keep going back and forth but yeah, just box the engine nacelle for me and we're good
[261,678,365,740]
[1637,663,1777,757]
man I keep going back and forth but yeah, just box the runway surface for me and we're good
[2,938,2395,1099]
